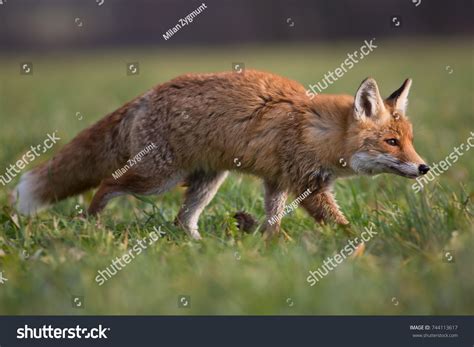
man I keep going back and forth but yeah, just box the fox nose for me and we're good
[418,164,430,175]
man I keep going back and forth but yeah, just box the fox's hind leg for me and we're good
[261,181,289,239]
[88,169,183,215]
[301,191,349,225]
[175,171,228,240]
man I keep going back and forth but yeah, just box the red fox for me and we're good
[13,70,429,239]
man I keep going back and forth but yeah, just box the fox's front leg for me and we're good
[301,191,349,225]
[261,181,289,238]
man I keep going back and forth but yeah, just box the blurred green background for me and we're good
[0,40,472,314]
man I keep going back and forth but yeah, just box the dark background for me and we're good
[0,0,472,51]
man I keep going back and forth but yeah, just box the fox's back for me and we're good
[157,69,308,119]
[130,70,309,173]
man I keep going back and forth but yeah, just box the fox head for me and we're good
[347,78,429,179]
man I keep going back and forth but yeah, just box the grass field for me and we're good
[0,39,473,315]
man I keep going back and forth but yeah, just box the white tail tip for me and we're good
[13,171,46,215]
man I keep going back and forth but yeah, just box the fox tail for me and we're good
[12,109,131,215]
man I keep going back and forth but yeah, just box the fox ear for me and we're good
[386,78,412,114]
[354,78,386,121]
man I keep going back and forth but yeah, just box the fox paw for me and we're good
[233,211,257,233]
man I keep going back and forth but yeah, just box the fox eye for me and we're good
[385,138,399,146]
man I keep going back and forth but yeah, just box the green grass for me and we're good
[0,40,473,315]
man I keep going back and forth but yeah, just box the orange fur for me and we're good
[13,71,428,238]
